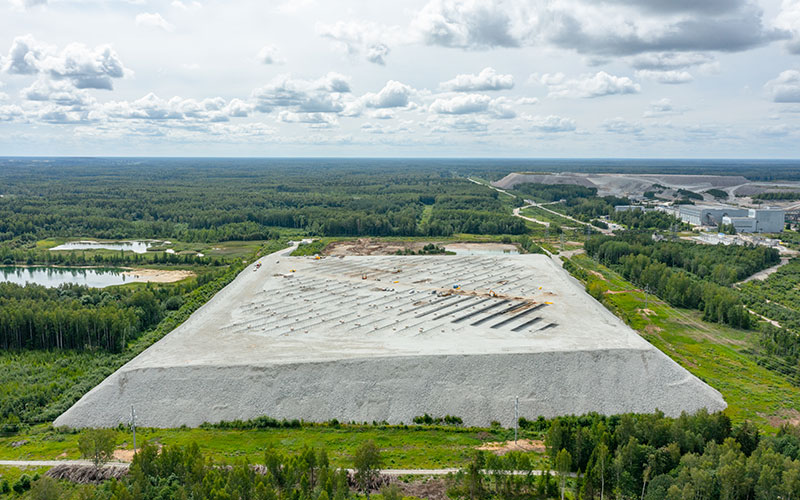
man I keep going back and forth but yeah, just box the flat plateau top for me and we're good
[129,249,652,369]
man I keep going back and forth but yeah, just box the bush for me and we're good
[164,295,184,311]
[12,474,31,493]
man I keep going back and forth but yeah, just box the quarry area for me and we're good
[493,172,800,208]
[55,246,726,428]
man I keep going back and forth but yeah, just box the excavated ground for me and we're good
[55,247,726,428]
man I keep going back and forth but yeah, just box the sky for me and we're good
[0,0,799,158]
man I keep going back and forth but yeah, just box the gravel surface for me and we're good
[55,247,726,428]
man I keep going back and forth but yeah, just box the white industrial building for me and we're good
[723,208,785,233]
[678,204,749,226]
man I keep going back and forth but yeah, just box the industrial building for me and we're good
[722,208,786,233]
[614,205,656,212]
[678,204,748,227]
[55,247,725,428]
[678,204,784,233]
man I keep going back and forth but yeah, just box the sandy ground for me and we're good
[324,239,444,256]
[123,268,195,283]
[477,439,546,455]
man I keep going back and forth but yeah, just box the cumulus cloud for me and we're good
[439,67,514,91]
[0,104,24,122]
[429,115,490,133]
[278,111,338,128]
[775,0,800,54]
[603,117,644,134]
[135,12,175,32]
[2,35,129,90]
[629,52,715,70]
[430,93,490,114]
[21,79,94,108]
[98,94,246,123]
[635,70,694,84]
[412,0,786,56]
[643,97,682,117]
[536,71,640,98]
[413,0,534,49]
[251,72,351,113]
[765,70,800,103]
[525,114,576,132]
[257,45,285,65]
[317,20,400,65]
[363,80,414,108]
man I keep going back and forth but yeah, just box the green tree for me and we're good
[555,448,572,500]
[353,440,382,499]
[78,428,116,468]
[29,476,62,500]
[380,483,403,500]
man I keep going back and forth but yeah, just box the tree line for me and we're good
[0,267,228,352]
[582,235,780,328]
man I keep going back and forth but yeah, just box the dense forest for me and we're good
[583,234,780,328]
[0,161,524,243]
[0,267,229,352]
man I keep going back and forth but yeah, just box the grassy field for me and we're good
[0,424,546,470]
[566,254,800,430]
[519,207,578,227]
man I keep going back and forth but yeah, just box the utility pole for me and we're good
[130,405,136,455]
[514,396,519,444]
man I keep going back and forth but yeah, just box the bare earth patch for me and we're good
[113,449,135,462]
[324,239,443,256]
[477,439,545,455]
[123,268,195,283]
[638,308,656,316]
[761,408,800,428]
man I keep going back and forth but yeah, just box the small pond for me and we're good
[0,266,132,288]
[50,240,152,254]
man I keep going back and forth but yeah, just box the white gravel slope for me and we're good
[55,248,726,428]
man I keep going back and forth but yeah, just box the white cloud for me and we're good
[488,96,516,118]
[525,114,577,132]
[2,35,129,90]
[603,117,644,134]
[257,45,285,65]
[629,52,715,70]
[429,115,490,133]
[413,0,786,56]
[21,79,94,108]
[439,67,514,91]
[537,71,641,98]
[135,13,175,32]
[251,72,351,113]
[643,97,682,117]
[317,20,400,65]
[171,0,201,10]
[363,80,414,108]
[765,70,800,102]
[8,0,46,11]
[775,0,800,54]
[413,0,534,49]
[430,93,490,114]
[635,70,694,84]
[278,110,338,128]
[0,104,24,122]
